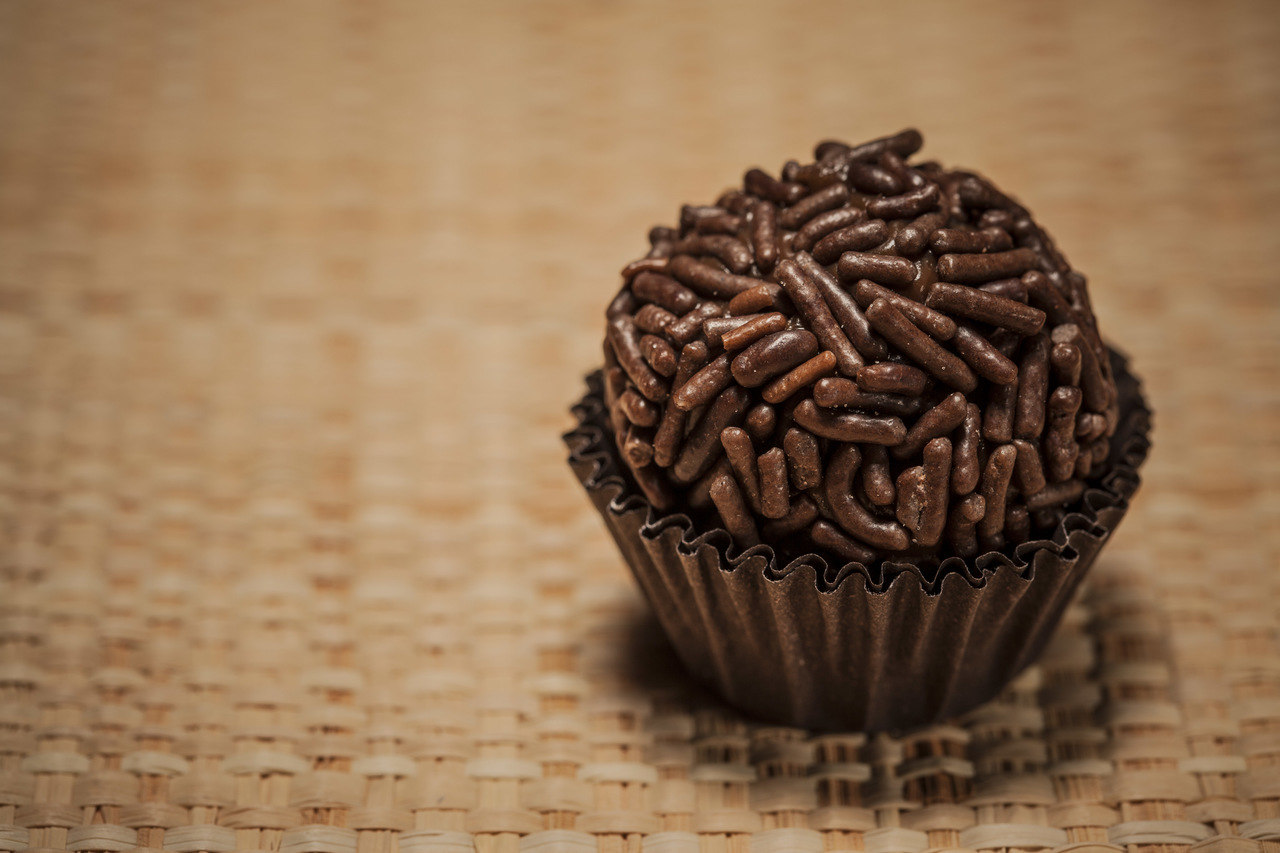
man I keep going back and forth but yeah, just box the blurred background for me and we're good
[1,0,1279,846]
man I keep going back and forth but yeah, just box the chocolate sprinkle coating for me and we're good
[602,129,1119,565]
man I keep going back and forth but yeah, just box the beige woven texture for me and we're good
[1,2,1278,852]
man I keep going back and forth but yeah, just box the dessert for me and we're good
[602,128,1119,568]
[568,130,1149,730]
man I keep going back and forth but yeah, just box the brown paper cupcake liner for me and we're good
[565,347,1151,732]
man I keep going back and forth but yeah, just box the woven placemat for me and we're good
[2,2,1278,852]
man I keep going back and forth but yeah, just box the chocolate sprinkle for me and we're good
[602,130,1120,564]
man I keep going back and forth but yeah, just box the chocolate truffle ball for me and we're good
[602,129,1119,566]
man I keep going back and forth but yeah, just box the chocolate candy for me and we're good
[669,256,759,299]
[852,281,956,341]
[674,234,753,274]
[896,467,925,532]
[893,215,938,257]
[667,301,724,345]
[836,252,917,289]
[728,283,788,315]
[892,391,967,460]
[1051,323,1111,412]
[793,399,906,445]
[813,221,890,265]
[632,271,698,314]
[721,426,763,512]
[1014,333,1051,439]
[977,444,1017,544]
[796,253,888,361]
[864,299,977,392]
[857,362,928,396]
[930,227,1013,254]
[692,212,742,236]
[640,334,678,377]
[951,324,1019,386]
[862,444,896,506]
[762,495,819,539]
[983,380,1017,443]
[700,315,760,347]
[812,377,923,418]
[1045,386,1082,482]
[783,427,822,491]
[879,151,925,190]
[672,385,749,484]
[778,183,850,230]
[762,350,836,404]
[916,438,952,547]
[809,520,877,565]
[681,204,729,232]
[1025,478,1085,512]
[730,329,820,388]
[847,161,903,195]
[925,283,1046,336]
[937,248,1038,284]
[608,289,639,320]
[947,493,986,558]
[672,353,732,411]
[622,426,655,468]
[635,304,677,336]
[817,128,923,165]
[720,312,789,351]
[621,257,671,282]
[865,183,941,221]
[951,404,982,496]
[956,174,1011,210]
[1005,504,1032,546]
[607,315,669,402]
[751,200,781,273]
[603,129,1120,565]
[979,277,1029,302]
[709,472,759,548]
[826,445,910,551]
[776,258,864,375]
[744,168,806,205]
[793,207,863,253]
[618,388,660,428]
[758,448,790,520]
[744,403,777,443]
[1050,340,1082,386]
[1011,438,1046,495]
[653,342,708,466]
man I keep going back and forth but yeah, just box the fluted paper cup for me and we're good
[565,349,1150,732]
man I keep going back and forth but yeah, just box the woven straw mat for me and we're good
[1,2,1278,852]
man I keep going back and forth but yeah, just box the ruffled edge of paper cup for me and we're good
[565,347,1151,731]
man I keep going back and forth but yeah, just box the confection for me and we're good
[568,130,1149,730]
[602,129,1119,568]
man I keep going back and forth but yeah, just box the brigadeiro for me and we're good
[566,129,1151,731]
